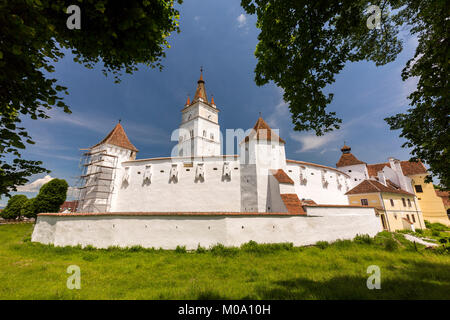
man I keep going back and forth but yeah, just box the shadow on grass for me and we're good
[256,274,450,300]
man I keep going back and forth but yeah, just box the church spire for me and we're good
[192,67,209,104]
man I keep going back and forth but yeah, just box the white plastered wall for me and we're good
[32,207,382,250]
[111,157,242,212]
[285,163,350,205]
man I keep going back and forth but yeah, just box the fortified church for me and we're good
[31,72,385,249]
[76,72,361,214]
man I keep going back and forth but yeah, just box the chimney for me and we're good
[377,171,387,186]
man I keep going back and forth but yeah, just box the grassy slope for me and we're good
[0,224,449,300]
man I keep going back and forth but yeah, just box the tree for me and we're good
[0,0,182,197]
[33,179,68,214]
[1,194,28,220]
[21,198,37,219]
[241,0,449,187]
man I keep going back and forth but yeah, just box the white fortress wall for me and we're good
[32,207,383,250]
[303,206,382,241]
[111,156,242,212]
[338,163,368,188]
[286,162,350,205]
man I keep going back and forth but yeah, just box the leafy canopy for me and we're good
[0,0,182,197]
[241,0,449,187]
[33,178,68,214]
[1,194,28,220]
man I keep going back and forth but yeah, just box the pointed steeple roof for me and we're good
[192,69,209,104]
[91,122,138,152]
[336,144,365,167]
[243,117,286,144]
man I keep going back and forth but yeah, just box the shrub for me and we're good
[415,229,424,235]
[432,230,440,237]
[433,245,450,255]
[2,195,28,220]
[196,244,206,254]
[33,178,68,214]
[384,238,398,251]
[425,221,450,232]
[129,245,144,252]
[354,234,374,245]
[333,239,353,248]
[175,245,186,253]
[21,198,37,218]
[315,241,329,249]
[210,244,239,257]
[430,222,449,232]
[240,240,293,254]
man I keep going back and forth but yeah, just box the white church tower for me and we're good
[77,122,138,213]
[176,70,221,157]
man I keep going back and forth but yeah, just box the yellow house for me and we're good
[366,161,449,226]
[410,175,449,226]
[346,179,425,231]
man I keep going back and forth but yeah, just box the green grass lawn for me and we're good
[0,223,449,300]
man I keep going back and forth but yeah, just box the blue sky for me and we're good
[2,0,421,206]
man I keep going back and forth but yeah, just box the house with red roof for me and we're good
[336,145,449,227]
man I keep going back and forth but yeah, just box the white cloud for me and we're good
[290,131,343,153]
[16,175,54,192]
[13,175,79,199]
[237,14,247,28]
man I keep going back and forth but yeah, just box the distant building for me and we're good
[59,201,79,213]
[435,190,450,220]
[346,179,424,231]
[336,145,449,227]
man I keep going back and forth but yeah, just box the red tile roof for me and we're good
[367,160,427,177]
[271,169,294,184]
[244,117,285,144]
[367,163,389,177]
[436,190,450,207]
[59,201,79,213]
[336,153,366,167]
[346,179,414,196]
[91,123,138,152]
[400,160,427,176]
[280,194,306,215]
